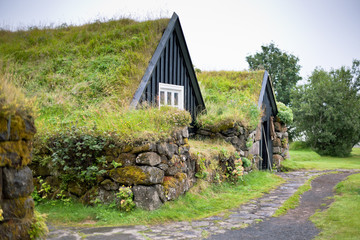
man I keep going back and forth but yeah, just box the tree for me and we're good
[246,43,302,105]
[291,60,360,157]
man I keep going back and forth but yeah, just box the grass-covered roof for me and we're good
[0,17,194,141]
[196,70,265,131]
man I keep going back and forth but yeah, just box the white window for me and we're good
[159,83,184,110]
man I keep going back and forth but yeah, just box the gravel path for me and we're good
[46,170,359,240]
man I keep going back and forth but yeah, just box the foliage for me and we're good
[291,61,360,157]
[0,208,3,221]
[115,186,136,212]
[282,148,360,170]
[32,177,52,204]
[311,173,360,239]
[246,42,302,105]
[28,210,49,240]
[276,101,293,125]
[242,157,251,168]
[194,157,209,179]
[289,141,311,150]
[45,125,110,187]
[196,71,263,130]
[36,171,284,226]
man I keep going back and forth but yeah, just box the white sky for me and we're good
[0,0,359,80]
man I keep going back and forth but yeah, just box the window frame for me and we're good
[158,83,184,110]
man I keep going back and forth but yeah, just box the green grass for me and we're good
[196,71,264,131]
[310,173,360,239]
[36,171,284,227]
[282,148,360,170]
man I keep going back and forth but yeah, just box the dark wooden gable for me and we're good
[258,71,278,170]
[130,13,205,120]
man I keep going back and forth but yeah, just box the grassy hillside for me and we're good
[196,71,264,130]
[0,17,194,141]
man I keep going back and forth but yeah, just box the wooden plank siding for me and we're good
[130,13,205,122]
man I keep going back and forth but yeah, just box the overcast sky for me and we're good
[1,0,359,80]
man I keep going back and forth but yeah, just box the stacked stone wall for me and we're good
[272,119,289,169]
[31,127,196,211]
[0,114,36,239]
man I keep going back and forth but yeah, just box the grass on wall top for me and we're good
[0,17,196,141]
[196,70,264,131]
[0,73,35,118]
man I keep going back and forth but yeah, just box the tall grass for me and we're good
[196,71,263,131]
[0,73,36,117]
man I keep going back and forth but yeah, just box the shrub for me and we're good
[291,61,360,157]
[276,101,293,125]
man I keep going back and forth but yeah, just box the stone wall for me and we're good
[0,114,36,239]
[272,118,289,169]
[194,124,253,168]
[31,127,196,211]
[248,118,289,170]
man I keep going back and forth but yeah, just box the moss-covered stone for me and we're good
[80,186,99,205]
[67,182,86,197]
[0,116,9,141]
[100,179,119,191]
[109,166,148,185]
[1,197,34,220]
[9,115,36,141]
[0,141,31,168]
[3,166,33,199]
[0,218,32,240]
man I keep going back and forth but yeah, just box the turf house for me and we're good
[0,12,290,215]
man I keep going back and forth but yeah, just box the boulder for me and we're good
[273,154,284,162]
[113,153,136,167]
[100,179,119,191]
[131,143,156,154]
[0,219,32,240]
[138,166,164,184]
[162,173,189,201]
[274,122,282,132]
[1,197,34,220]
[132,185,162,210]
[136,152,161,166]
[0,116,9,141]
[273,138,282,147]
[0,141,31,168]
[273,147,282,154]
[67,182,86,197]
[3,166,33,199]
[109,166,164,185]
[9,115,36,141]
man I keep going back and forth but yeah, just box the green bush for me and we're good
[276,101,293,125]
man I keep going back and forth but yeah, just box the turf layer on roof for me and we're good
[0,17,169,117]
[196,70,264,130]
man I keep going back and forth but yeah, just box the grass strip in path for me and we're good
[273,171,337,217]
[310,173,360,240]
[36,171,284,227]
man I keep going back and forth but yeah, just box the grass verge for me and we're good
[36,171,284,227]
[283,148,360,170]
[310,173,360,239]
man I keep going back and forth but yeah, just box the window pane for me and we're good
[160,91,165,105]
[174,92,179,106]
[167,92,172,106]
